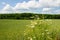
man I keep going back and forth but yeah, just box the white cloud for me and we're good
[42,8,60,14]
[0,4,14,13]
[41,8,52,14]
[0,0,60,14]
[13,0,60,10]
[55,9,60,13]
[14,0,40,10]
[39,0,60,7]
[0,11,13,13]
[42,8,51,12]
[2,4,13,11]
[14,1,29,10]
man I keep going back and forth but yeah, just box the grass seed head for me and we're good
[31,25,35,28]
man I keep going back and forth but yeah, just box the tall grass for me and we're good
[24,15,57,40]
[0,19,60,40]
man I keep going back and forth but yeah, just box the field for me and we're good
[0,19,60,40]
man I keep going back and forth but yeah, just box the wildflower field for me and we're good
[0,19,60,40]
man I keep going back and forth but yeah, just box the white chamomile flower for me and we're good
[45,30,48,32]
[30,38,33,40]
[31,20,38,25]
[47,32,50,34]
[31,25,35,28]
[34,22,37,25]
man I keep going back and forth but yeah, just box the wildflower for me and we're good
[28,37,30,39]
[46,19,51,21]
[42,33,44,36]
[30,37,33,40]
[31,25,35,28]
[48,19,52,21]
[31,21,37,25]
[34,22,37,25]
[45,30,48,32]
[33,36,36,38]
[28,37,33,40]
[47,32,50,34]
[31,21,33,23]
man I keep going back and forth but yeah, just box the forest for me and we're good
[0,13,60,19]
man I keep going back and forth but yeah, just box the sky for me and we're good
[0,0,60,14]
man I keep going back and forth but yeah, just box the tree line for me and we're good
[0,13,60,19]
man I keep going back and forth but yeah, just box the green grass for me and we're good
[0,19,60,40]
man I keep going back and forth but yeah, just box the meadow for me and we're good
[0,19,60,40]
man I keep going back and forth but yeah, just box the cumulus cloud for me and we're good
[0,0,60,13]
[42,8,51,12]
[14,1,29,10]
[39,0,60,7]
[2,4,13,11]
[55,9,60,13]
[14,0,40,10]
[0,4,14,13]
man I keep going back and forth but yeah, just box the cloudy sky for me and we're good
[0,0,60,14]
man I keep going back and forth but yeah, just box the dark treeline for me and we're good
[0,13,60,19]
